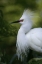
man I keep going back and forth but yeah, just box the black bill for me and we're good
[11,20,20,24]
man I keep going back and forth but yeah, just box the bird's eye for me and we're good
[20,19,24,22]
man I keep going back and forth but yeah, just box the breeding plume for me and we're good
[11,9,42,61]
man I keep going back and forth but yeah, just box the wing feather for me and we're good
[26,28,42,52]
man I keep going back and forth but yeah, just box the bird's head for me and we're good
[11,9,34,25]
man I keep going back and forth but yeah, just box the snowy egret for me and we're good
[10,9,42,63]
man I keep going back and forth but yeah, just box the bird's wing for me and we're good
[26,28,42,53]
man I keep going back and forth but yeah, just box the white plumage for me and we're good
[16,9,42,60]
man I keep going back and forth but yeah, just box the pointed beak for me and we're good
[11,20,20,24]
[11,19,24,24]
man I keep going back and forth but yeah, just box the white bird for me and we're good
[11,9,42,61]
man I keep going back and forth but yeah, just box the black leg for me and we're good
[9,49,33,64]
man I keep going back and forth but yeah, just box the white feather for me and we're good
[16,9,42,61]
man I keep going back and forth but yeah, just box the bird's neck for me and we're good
[17,22,32,43]
[16,23,32,60]
[19,22,32,34]
[17,27,25,39]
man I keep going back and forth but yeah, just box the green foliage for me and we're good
[0,11,17,36]
[28,58,42,64]
[15,0,37,10]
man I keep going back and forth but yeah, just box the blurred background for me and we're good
[0,0,42,64]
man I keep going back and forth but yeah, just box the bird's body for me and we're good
[16,25,42,60]
[26,28,42,52]
[16,10,42,60]
[11,9,42,62]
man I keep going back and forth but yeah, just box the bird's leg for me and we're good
[9,53,17,64]
[9,50,33,64]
